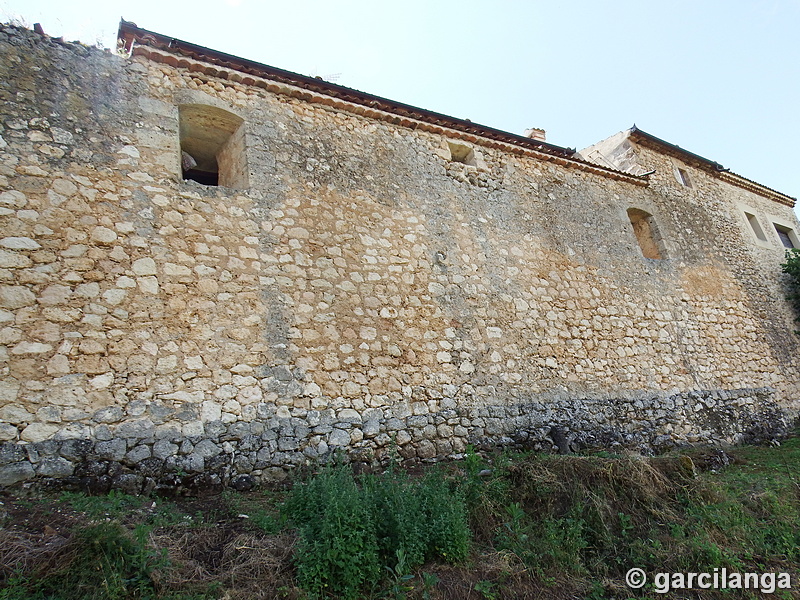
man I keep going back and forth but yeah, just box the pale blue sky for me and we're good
[2,0,799,203]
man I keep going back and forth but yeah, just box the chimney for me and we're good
[523,127,546,142]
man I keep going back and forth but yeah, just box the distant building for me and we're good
[0,20,797,490]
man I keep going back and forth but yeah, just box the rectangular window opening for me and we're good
[745,212,767,242]
[774,224,797,249]
[676,168,691,187]
[179,104,248,188]
[627,208,667,260]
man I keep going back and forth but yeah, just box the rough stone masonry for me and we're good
[0,21,798,492]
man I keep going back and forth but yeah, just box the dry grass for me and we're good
[0,529,71,579]
[508,453,690,521]
[149,527,301,599]
[426,550,584,600]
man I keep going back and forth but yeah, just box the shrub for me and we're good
[781,248,800,324]
[284,464,470,599]
[3,522,167,600]
[284,465,380,599]
[364,469,470,568]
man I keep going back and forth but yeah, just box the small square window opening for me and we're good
[179,104,248,188]
[447,141,477,166]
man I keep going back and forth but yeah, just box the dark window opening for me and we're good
[183,168,219,186]
[179,104,247,188]
[677,168,691,187]
[775,224,796,249]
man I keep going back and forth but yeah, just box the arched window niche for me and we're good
[179,103,248,188]
[627,208,667,260]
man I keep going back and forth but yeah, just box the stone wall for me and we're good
[0,24,797,489]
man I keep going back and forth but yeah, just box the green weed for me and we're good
[222,489,286,534]
[4,522,165,600]
[284,463,469,599]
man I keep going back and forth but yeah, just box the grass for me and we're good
[2,436,800,599]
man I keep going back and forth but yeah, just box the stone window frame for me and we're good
[674,166,692,188]
[446,140,478,166]
[626,207,668,260]
[436,138,488,171]
[174,90,249,189]
[735,204,772,248]
[772,220,799,249]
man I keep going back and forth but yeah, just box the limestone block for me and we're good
[362,419,381,437]
[0,190,26,207]
[21,423,59,443]
[37,456,74,477]
[93,406,124,423]
[36,406,61,423]
[23,202,46,227]
[0,461,35,486]
[201,401,222,422]
[132,257,157,276]
[95,438,127,461]
[153,439,179,459]
[90,227,118,244]
[74,355,108,374]
[0,237,41,250]
[194,439,222,460]
[328,428,351,446]
[116,419,155,439]
[416,440,436,459]
[136,276,160,294]
[58,439,93,460]
[183,421,205,437]
[0,379,21,404]
[0,250,32,268]
[0,444,27,466]
[0,422,17,440]
[0,327,21,346]
[179,452,205,472]
[102,288,127,305]
[46,354,71,375]
[164,262,191,276]
[125,444,152,463]
[0,285,36,309]
[337,409,362,424]
[155,358,181,378]
[51,128,74,144]
[48,424,85,441]
[11,341,53,355]
[89,373,114,390]
[75,282,100,298]
[341,381,361,397]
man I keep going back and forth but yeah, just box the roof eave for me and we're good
[117,20,648,184]
[628,126,796,207]
[629,126,726,173]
